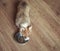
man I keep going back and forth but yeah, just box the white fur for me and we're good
[25,37,30,41]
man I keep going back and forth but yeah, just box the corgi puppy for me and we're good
[15,0,32,44]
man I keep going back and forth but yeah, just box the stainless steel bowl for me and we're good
[14,32,30,44]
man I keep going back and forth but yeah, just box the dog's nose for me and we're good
[14,32,30,44]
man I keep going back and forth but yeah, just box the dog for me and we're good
[15,0,32,44]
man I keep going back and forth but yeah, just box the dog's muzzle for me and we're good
[14,32,30,44]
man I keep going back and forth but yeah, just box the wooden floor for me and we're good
[0,0,60,51]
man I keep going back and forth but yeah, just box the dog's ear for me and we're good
[20,27,25,32]
[27,25,32,32]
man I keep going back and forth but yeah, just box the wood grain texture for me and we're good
[0,0,60,51]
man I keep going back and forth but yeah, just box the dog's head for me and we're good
[15,25,32,44]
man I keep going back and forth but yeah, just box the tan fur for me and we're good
[16,1,32,36]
